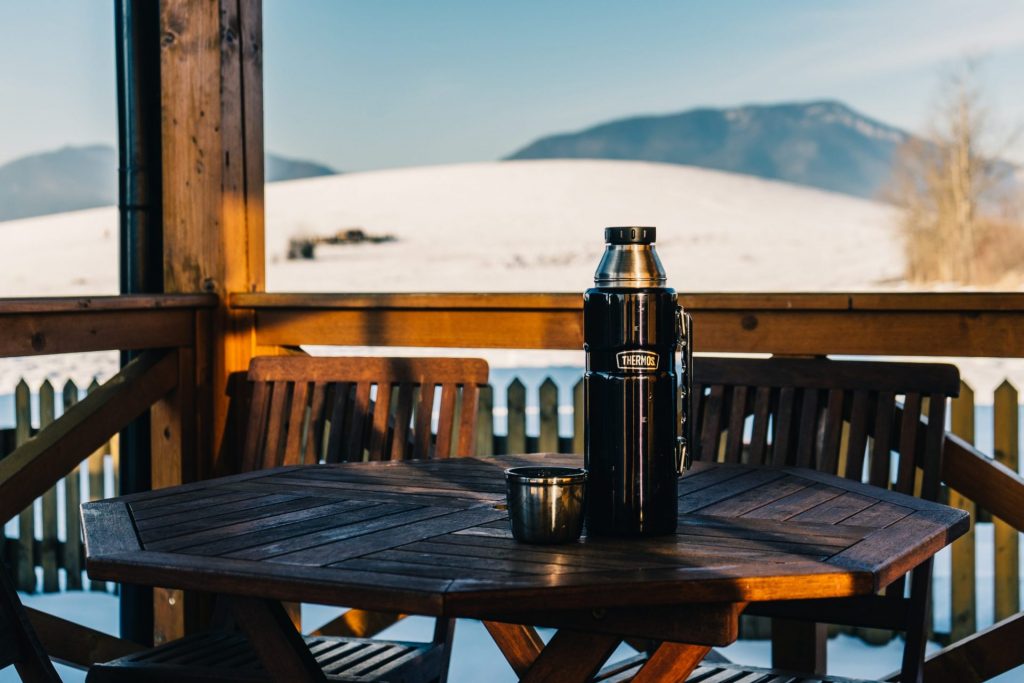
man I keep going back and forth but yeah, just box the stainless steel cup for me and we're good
[504,466,587,544]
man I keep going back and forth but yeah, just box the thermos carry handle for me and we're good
[675,307,694,474]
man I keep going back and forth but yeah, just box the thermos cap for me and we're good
[605,227,656,245]
[594,226,666,288]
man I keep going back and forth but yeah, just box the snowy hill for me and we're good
[0,159,902,298]
[264,159,901,293]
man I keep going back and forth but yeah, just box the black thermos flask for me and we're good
[584,227,692,536]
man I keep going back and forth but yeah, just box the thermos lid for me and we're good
[594,226,667,288]
[605,226,656,245]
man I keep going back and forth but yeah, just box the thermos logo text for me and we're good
[615,350,659,372]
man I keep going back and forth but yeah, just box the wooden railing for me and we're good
[0,294,215,666]
[235,291,1024,681]
[2,291,1022,679]
[232,292,1024,356]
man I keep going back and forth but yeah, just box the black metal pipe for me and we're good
[115,0,162,646]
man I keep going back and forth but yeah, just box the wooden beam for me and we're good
[632,643,711,683]
[233,292,1024,357]
[943,433,1024,534]
[483,621,545,678]
[520,630,619,683]
[488,602,741,646]
[160,0,264,474]
[922,612,1024,682]
[0,351,178,522]
[0,308,198,359]
[27,607,144,669]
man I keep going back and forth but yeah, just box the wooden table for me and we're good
[82,454,968,682]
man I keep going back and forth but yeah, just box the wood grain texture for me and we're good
[243,356,489,466]
[233,291,1024,357]
[482,622,544,677]
[83,457,965,619]
[0,351,178,522]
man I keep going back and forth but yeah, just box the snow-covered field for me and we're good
[0,158,903,299]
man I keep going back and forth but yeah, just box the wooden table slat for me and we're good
[81,455,967,620]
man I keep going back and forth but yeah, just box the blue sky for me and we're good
[1,1,1022,170]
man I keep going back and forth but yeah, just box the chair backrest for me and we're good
[1,564,60,681]
[242,356,490,471]
[691,357,960,501]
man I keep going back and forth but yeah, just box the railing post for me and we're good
[994,380,1020,622]
[507,379,526,454]
[539,378,559,453]
[14,379,33,593]
[38,381,58,593]
[949,381,977,641]
[62,381,83,591]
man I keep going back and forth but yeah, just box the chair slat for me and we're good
[282,381,309,466]
[895,393,923,496]
[346,382,373,462]
[241,380,271,472]
[324,382,351,464]
[263,382,291,468]
[368,382,393,460]
[749,386,772,465]
[723,385,748,464]
[818,389,845,475]
[390,383,415,461]
[435,384,458,459]
[921,394,947,500]
[306,382,329,464]
[844,390,870,481]
[869,392,896,489]
[457,384,480,457]
[691,382,706,450]
[772,387,796,466]
[795,388,819,468]
[413,384,436,460]
[700,384,726,462]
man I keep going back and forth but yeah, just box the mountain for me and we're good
[506,101,912,199]
[265,155,336,184]
[0,145,337,221]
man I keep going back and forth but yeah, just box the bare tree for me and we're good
[889,61,1021,285]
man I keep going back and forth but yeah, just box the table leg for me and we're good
[631,642,711,682]
[520,630,620,683]
[483,621,544,677]
[226,596,327,682]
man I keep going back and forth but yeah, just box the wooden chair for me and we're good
[1,563,61,682]
[683,356,959,683]
[89,355,489,683]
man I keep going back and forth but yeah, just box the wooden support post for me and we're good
[993,380,1019,622]
[949,381,976,641]
[771,618,827,676]
[156,0,264,642]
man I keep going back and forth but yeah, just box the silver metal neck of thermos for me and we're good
[593,226,667,288]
